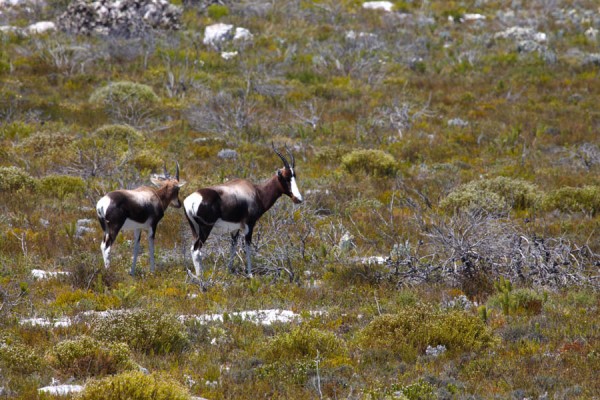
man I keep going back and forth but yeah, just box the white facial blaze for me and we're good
[289,169,303,202]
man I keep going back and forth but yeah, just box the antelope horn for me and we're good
[272,142,290,170]
[163,162,170,179]
[175,161,180,181]
[284,143,295,169]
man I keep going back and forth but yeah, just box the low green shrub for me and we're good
[89,81,158,107]
[341,149,397,177]
[91,124,144,143]
[0,335,43,374]
[0,121,35,140]
[0,166,37,193]
[542,185,600,217]
[263,325,344,362]
[207,4,229,19]
[356,304,496,362]
[77,371,191,400]
[487,283,545,316]
[90,309,189,354]
[441,176,540,214]
[48,335,135,378]
[38,175,86,200]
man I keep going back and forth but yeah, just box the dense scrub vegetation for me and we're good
[1,0,599,398]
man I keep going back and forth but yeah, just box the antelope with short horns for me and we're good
[96,163,186,275]
[184,144,303,277]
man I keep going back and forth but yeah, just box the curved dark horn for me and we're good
[175,161,180,181]
[272,142,290,170]
[163,162,170,179]
[284,144,295,169]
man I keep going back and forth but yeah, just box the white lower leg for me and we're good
[148,234,155,273]
[191,245,203,277]
[101,241,111,268]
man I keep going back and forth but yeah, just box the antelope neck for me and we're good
[256,175,284,212]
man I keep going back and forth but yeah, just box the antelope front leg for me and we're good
[244,227,254,277]
[131,229,141,276]
[228,231,240,273]
[148,227,156,273]
[191,238,203,277]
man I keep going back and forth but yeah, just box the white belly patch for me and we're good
[122,218,151,231]
[213,219,244,235]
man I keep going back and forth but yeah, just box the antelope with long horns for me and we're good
[96,163,186,275]
[184,144,303,278]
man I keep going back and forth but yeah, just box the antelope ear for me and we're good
[177,181,187,188]
[150,177,163,187]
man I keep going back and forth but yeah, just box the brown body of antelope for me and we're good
[184,145,303,277]
[96,163,186,275]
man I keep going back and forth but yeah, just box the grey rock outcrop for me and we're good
[57,0,181,37]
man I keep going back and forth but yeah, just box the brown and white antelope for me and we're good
[96,163,186,275]
[183,144,303,277]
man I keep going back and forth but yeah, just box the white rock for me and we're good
[38,385,84,396]
[221,51,238,60]
[179,309,326,326]
[494,26,547,43]
[31,269,70,280]
[362,1,393,12]
[27,21,55,34]
[360,256,386,265]
[203,23,233,45]
[233,26,252,41]
[20,317,72,328]
[463,13,486,21]
[585,27,598,40]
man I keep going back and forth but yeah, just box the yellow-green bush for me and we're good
[542,185,600,216]
[77,371,191,400]
[0,335,44,374]
[38,175,86,199]
[0,166,37,193]
[48,335,135,378]
[90,309,189,354]
[341,149,397,177]
[263,325,344,362]
[92,124,144,143]
[207,4,229,19]
[440,176,540,214]
[356,304,496,362]
[89,81,158,107]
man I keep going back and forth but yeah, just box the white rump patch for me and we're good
[96,196,111,219]
[184,192,203,234]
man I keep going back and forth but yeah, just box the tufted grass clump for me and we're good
[341,149,397,177]
[90,309,189,354]
[38,175,86,200]
[440,176,540,214]
[356,304,496,362]
[77,371,191,400]
[48,335,136,378]
[542,185,600,217]
[263,325,344,362]
[0,166,37,193]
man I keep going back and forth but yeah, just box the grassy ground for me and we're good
[1,0,599,398]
